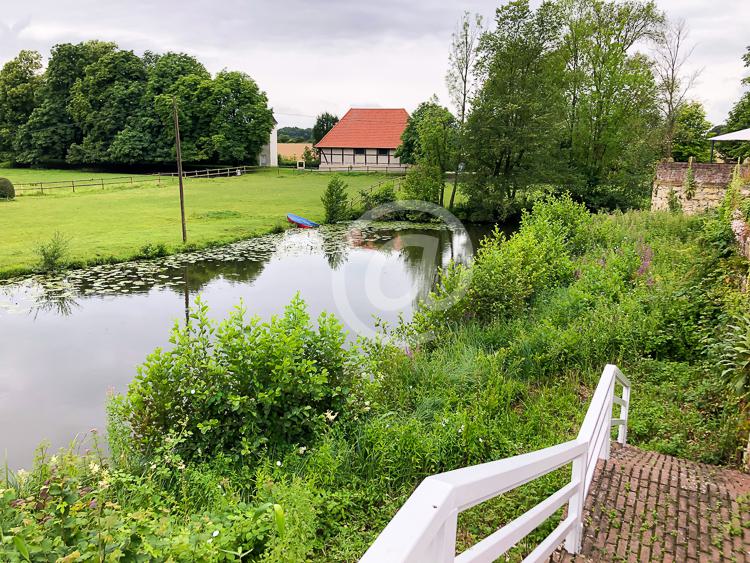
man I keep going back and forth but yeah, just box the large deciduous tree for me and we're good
[463,0,566,220]
[561,0,663,202]
[0,50,42,159]
[671,101,712,162]
[67,50,148,164]
[312,112,338,144]
[446,11,483,210]
[653,19,699,158]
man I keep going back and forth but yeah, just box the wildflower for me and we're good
[212,530,220,537]
[89,462,100,475]
[276,460,282,467]
[50,455,58,465]
[190,389,195,395]
[324,410,338,422]
[298,446,307,455]
[479,438,483,443]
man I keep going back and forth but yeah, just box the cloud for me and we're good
[0,0,747,127]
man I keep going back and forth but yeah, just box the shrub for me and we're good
[124,295,356,461]
[402,162,443,204]
[0,177,14,199]
[137,242,168,259]
[360,182,397,211]
[467,225,574,321]
[321,175,349,223]
[35,231,70,272]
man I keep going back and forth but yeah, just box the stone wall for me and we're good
[651,162,750,214]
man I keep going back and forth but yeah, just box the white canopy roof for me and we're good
[710,127,750,142]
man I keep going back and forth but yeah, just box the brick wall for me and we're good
[651,162,750,214]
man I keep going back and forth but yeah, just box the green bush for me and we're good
[0,177,14,199]
[35,231,70,272]
[124,295,355,461]
[321,175,349,223]
[360,182,397,211]
[402,162,443,204]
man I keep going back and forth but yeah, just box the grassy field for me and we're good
[0,168,389,278]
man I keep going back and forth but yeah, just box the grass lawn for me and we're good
[0,168,390,278]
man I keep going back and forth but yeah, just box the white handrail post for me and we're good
[564,451,587,554]
[618,383,630,445]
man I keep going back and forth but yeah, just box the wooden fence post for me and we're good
[72,180,76,193]
[101,178,105,189]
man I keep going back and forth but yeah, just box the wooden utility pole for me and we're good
[173,97,187,243]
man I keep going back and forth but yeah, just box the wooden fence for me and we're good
[15,175,166,194]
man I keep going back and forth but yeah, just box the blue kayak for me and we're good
[286,213,319,229]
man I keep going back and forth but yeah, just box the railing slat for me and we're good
[521,515,578,563]
[455,480,579,563]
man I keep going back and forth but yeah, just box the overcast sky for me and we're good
[0,0,748,128]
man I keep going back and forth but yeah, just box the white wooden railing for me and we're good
[360,364,630,563]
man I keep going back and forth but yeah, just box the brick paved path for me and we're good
[552,444,750,562]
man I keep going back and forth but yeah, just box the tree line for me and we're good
[400,0,748,219]
[0,42,275,167]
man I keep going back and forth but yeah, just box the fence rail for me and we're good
[15,175,166,194]
[360,364,630,563]
[157,165,255,178]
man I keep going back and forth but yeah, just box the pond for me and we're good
[0,222,492,468]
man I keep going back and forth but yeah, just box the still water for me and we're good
[0,222,488,468]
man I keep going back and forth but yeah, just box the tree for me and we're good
[67,50,148,164]
[402,162,444,205]
[561,0,663,201]
[415,104,457,205]
[312,112,339,144]
[395,99,442,165]
[13,41,116,164]
[671,101,712,162]
[321,175,349,223]
[0,50,42,159]
[462,0,566,220]
[653,19,700,158]
[446,11,483,210]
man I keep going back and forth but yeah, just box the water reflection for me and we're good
[0,222,490,468]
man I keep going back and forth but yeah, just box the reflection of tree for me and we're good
[32,289,80,319]
[319,227,349,270]
[171,258,269,293]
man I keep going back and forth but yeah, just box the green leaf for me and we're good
[272,503,285,537]
[13,535,30,562]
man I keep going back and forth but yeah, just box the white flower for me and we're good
[276,460,282,467]
[212,530,220,537]
[89,462,100,474]
[50,455,58,465]
[479,438,484,443]
[298,446,307,455]
[324,410,338,422]
[190,389,195,395]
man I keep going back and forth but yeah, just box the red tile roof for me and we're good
[314,108,409,149]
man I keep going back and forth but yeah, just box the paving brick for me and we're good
[550,443,750,562]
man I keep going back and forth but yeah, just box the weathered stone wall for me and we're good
[651,162,750,214]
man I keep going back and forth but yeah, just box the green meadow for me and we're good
[0,168,386,278]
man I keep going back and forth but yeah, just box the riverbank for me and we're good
[2,199,747,560]
[0,168,389,279]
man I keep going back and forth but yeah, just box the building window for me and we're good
[377,148,389,156]
[354,148,365,155]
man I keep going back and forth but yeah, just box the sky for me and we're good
[0,0,748,128]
